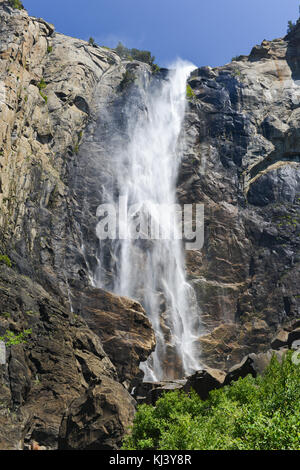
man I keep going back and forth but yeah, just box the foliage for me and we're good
[119,70,136,91]
[287,20,296,34]
[115,41,160,72]
[37,78,47,91]
[0,254,12,268]
[8,0,24,10]
[0,329,32,346]
[88,37,95,46]
[47,46,53,54]
[37,79,47,103]
[122,352,300,450]
[186,84,195,100]
[232,55,244,62]
[39,91,47,103]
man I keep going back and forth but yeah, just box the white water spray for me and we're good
[95,60,202,381]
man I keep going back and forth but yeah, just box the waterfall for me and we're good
[95,60,202,381]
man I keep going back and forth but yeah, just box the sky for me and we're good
[23,0,300,68]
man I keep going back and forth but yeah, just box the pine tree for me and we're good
[287,20,295,33]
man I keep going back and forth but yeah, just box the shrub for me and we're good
[186,84,195,100]
[39,91,47,103]
[47,46,53,54]
[37,78,47,91]
[0,254,12,268]
[9,0,24,10]
[88,37,95,46]
[37,79,47,103]
[122,352,300,450]
[232,55,243,62]
[115,41,159,72]
[119,70,136,91]
[0,329,32,346]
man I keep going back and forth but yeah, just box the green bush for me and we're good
[119,70,136,91]
[0,329,32,346]
[0,254,12,268]
[88,37,95,46]
[287,20,296,33]
[9,0,24,10]
[123,352,300,450]
[37,78,47,91]
[186,84,195,100]
[115,41,159,72]
[37,79,47,103]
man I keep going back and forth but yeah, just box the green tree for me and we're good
[123,352,300,450]
[9,0,24,10]
[287,20,296,33]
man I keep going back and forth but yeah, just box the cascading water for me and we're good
[95,60,202,381]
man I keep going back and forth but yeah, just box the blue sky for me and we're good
[23,0,300,68]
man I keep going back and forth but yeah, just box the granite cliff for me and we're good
[0,0,299,449]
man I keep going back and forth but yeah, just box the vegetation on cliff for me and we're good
[8,0,24,10]
[123,353,300,450]
[115,41,160,72]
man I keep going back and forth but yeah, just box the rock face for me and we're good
[1,0,300,449]
[181,28,300,369]
[70,284,155,388]
[0,1,154,449]
[58,376,136,450]
[0,265,134,449]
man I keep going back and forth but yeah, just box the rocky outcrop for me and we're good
[58,376,136,450]
[0,264,135,449]
[70,284,155,388]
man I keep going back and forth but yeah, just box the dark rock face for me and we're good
[271,330,289,349]
[58,376,136,450]
[0,265,135,449]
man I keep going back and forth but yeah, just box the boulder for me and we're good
[271,330,289,350]
[146,382,186,406]
[134,380,187,405]
[58,376,136,450]
[71,285,156,387]
[288,328,300,348]
[183,367,225,400]
[224,349,288,385]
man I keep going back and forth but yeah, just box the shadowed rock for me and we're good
[71,284,156,387]
[58,376,136,450]
[271,330,289,350]
[183,367,225,400]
